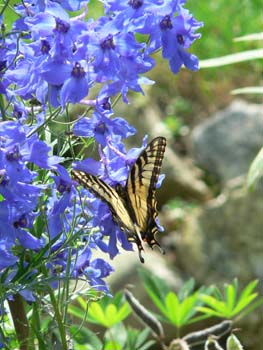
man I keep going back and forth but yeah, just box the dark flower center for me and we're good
[0,169,8,185]
[13,108,23,119]
[14,215,27,229]
[77,261,90,274]
[100,34,115,50]
[41,40,51,54]
[101,98,111,110]
[57,179,71,193]
[95,122,107,134]
[71,62,86,78]
[160,15,173,30]
[55,18,70,33]
[128,0,143,9]
[6,145,21,161]
[177,34,184,45]
[0,60,7,73]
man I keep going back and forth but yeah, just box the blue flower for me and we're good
[146,10,203,73]
[0,240,18,270]
[103,0,166,32]
[100,55,155,103]
[47,165,76,239]
[81,20,144,81]
[0,202,43,250]
[42,61,91,106]
[73,111,136,146]
[74,246,114,294]
[0,121,63,254]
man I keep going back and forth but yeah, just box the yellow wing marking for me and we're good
[72,170,135,232]
[126,137,166,240]
[72,136,166,262]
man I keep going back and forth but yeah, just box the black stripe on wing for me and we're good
[126,137,166,250]
[72,169,145,262]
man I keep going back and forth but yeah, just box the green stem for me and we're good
[26,107,61,139]
[47,286,68,350]
[30,302,46,350]
[0,0,11,16]
[0,94,6,121]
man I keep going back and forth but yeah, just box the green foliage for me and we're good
[204,333,245,350]
[163,97,192,136]
[187,0,261,58]
[70,291,131,328]
[72,326,102,350]
[70,271,262,349]
[197,279,263,319]
[163,115,184,137]
[125,328,155,350]
[139,271,212,328]
[69,291,155,349]
[0,0,19,31]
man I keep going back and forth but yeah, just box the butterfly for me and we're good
[72,137,166,263]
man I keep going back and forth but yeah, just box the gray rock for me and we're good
[177,181,263,283]
[191,100,263,183]
[174,180,263,350]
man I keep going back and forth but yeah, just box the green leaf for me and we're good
[178,278,195,301]
[179,294,199,324]
[164,292,180,325]
[196,306,225,318]
[199,280,263,319]
[135,328,150,348]
[238,280,258,300]
[80,292,131,328]
[68,304,88,320]
[138,340,156,350]
[211,286,224,301]
[247,148,263,190]
[104,323,127,348]
[116,303,131,322]
[87,302,107,326]
[113,291,124,306]
[77,296,87,310]
[0,1,20,31]
[200,295,228,315]
[232,293,258,316]
[72,326,102,350]
[139,269,169,301]
[105,304,118,323]
[187,313,213,324]
[225,284,236,312]
[142,285,167,315]
[125,328,155,350]
[104,341,122,350]
[237,296,263,320]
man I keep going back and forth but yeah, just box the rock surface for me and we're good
[176,182,263,284]
[191,100,263,183]
[174,179,263,349]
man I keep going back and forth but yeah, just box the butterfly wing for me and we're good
[72,170,145,261]
[125,137,166,249]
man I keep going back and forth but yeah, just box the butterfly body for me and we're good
[72,137,166,262]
